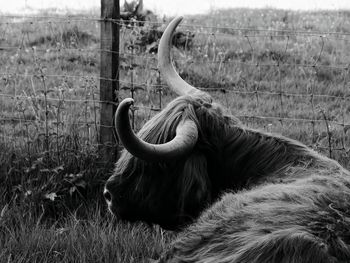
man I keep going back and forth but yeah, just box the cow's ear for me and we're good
[178,152,211,213]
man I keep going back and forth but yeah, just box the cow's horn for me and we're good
[158,16,210,99]
[115,98,198,161]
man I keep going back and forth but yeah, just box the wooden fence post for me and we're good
[100,0,119,162]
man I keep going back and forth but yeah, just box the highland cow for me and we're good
[104,16,350,262]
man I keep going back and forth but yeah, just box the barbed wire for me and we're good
[0,72,116,82]
[0,83,349,102]
[2,16,350,45]
[0,116,113,128]
[1,131,346,155]
[0,15,102,24]
[1,14,349,160]
[1,111,349,128]
[2,45,349,71]
[122,19,350,36]
[0,92,111,103]
[237,115,349,127]
[198,89,350,100]
[2,15,350,37]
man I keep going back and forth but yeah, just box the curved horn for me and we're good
[158,16,209,99]
[115,98,198,162]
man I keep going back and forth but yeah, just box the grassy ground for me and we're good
[1,8,350,262]
[1,205,173,262]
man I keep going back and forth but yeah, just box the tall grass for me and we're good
[0,204,174,263]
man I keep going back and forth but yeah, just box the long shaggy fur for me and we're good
[106,94,350,261]
[160,168,350,262]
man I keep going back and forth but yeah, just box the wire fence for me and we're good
[0,13,349,166]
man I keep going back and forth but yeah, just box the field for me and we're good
[1,8,350,262]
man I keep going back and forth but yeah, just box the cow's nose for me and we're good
[103,188,112,202]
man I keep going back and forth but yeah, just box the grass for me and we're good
[0,7,350,262]
[1,205,174,263]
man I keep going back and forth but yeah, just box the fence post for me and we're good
[100,0,120,162]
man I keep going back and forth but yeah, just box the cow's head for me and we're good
[104,17,238,230]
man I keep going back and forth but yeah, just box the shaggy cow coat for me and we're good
[106,15,350,262]
[107,93,350,262]
[159,166,350,262]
